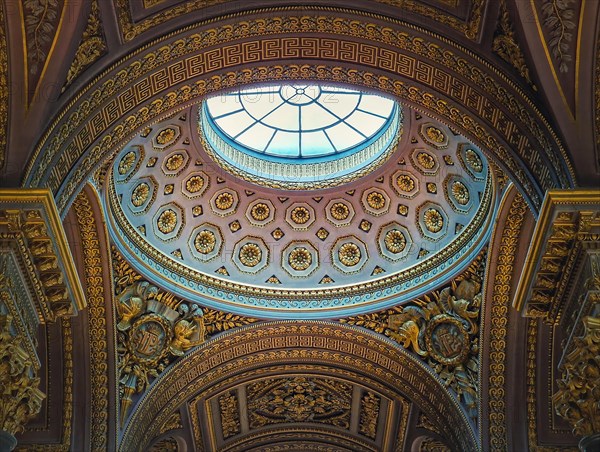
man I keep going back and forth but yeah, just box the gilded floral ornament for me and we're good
[288,247,313,271]
[553,315,600,436]
[451,181,470,205]
[417,152,436,169]
[185,175,204,193]
[330,202,350,221]
[118,151,136,175]
[251,203,270,221]
[215,192,234,210]
[426,127,445,143]
[338,242,361,267]
[239,243,262,267]
[366,191,387,210]
[156,128,176,145]
[194,230,216,254]
[165,153,185,171]
[157,209,177,234]
[396,174,415,192]
[424,208,444,233]
[0,314,46,436]
[131,183,149,207]
[247,377,351,429]
[290,206,310,224]
[465,149,483,173]
[384,230,407,253]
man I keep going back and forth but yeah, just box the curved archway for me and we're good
[121,321,477,451]
[22,7,574,215]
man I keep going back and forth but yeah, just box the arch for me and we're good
[120,321,477,451]
[22,7,574,216]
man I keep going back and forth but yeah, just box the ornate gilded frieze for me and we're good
[341,250,486,422]
[116,1,485,42]
[514,190,600,324]
[247,377,352,429]
[553,313,600,437]
[122,323,475,451]
[63,0,107,90]
[0,1,7,170]
[112,248,256,427]
[0,189,86,324]
[0,313,45,437]
[23,9,573,216]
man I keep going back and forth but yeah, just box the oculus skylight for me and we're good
[204,84,396,158]
[199,84,402,189]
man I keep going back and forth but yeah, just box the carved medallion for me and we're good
[128,314,172,364]
[425,315,469,366]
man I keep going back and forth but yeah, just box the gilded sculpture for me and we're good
[112,248,256,427]
[553,314,600,436]
[342,252,485,421]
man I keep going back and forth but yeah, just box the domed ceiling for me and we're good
[105,84,494,318]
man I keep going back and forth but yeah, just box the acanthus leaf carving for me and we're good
[112,247,256,427]
[341,250,485,421]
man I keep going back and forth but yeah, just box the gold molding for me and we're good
[486,187,528,450]
[0,1,7,170]
[22,9,574,215]
[72,188,110,450]
[0,188,86,319]
[122,322,477,452]
[116,0,485,42]
[513,189,600,323]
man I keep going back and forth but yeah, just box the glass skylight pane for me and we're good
[205,96,242,118]
[236,123,275,152]
[301,103,338,131]
[357,96,394,117]
[204,83,398,160]
[345,110,386,136]
[241,96,284,121]
[215,111,255,138]
[317,93,360,120]
[326,122,365,150]
[301,131,335,156]
[265,131,299,157]
[262,103,299,131]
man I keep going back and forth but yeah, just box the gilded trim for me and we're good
[22,9,574,214]
[72,188,110,450]
[486,188,528,450]
[0,1,7,170]
[116,0,485,42]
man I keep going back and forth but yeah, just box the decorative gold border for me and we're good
[513,189,600,312]
[72,188,110,450]
[122,322,476,451]
[22,9,574,215]
[486,187,528,450]
[0,188,86,312]
[116,0,485,42]
[0,1,7,169]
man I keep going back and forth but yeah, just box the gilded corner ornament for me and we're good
[341,251,486,421]
[553,314,600,436]
[112,248,256,427]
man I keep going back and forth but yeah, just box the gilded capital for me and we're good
[553,314,600,437]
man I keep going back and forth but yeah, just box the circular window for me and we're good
[199,84,402,189]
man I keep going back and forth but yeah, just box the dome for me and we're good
[106,84,494,319]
